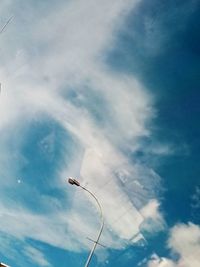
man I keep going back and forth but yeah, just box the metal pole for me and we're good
[68,178,104,267]
[80,185,104,267]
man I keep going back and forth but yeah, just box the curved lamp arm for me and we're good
[68,178,104,267]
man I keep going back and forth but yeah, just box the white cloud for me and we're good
[147,223,200,267]
[140,199,165,233]
[140,199,162,220]
[0,232,51,267]
[147,254,176,267]
[0,0,164,262]
[24,246,51,267]
[168,223,200,267]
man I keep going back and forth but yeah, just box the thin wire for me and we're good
[84,178,145,230]
[0,16,13,35]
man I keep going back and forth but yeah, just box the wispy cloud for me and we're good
[24,246,51,267]
[127,0,199,57]
[0,0,165,264]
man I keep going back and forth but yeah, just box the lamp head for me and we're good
[68,177,80,186]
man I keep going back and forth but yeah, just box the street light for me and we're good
[68,177,104,267]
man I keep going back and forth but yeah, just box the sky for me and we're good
[0,0,199,267]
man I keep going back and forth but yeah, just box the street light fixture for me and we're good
[67,177,104,267]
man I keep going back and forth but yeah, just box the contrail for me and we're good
[0,16,13,35]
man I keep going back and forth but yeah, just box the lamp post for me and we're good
[68,177,104,267]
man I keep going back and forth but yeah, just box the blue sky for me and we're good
[0,0,199,267]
